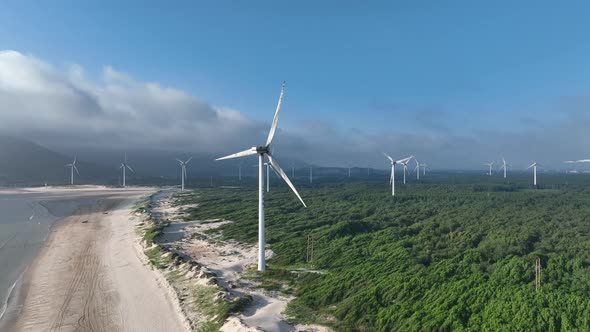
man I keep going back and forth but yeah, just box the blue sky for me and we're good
[2,1,590,168]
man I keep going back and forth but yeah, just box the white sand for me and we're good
[8,187,190,331]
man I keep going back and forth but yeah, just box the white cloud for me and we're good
[1,50,590,170]
[0,50,266,154]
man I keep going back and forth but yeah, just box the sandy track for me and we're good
[9,189,189,332]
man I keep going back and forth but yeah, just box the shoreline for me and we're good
[2,187,190,331]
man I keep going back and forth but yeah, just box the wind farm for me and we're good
[4,2,590,331]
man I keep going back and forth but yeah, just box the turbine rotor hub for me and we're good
[255,146,269,154]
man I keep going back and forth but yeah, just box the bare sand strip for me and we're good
[8,188,190,332]
[152,191,331,332]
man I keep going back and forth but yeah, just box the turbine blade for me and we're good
[398,156,413,164]
[73,165,79,175]
[185,156,193,164]
[268,162,281,177]
[126,165,134,173]
[216,148,257,161]
[265,81,286,147]
[382,152,394,162]
[176,158,183,164]
[575,159,590,163]
[267,152,306,207]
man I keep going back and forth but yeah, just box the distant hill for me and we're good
[0,136,115,186]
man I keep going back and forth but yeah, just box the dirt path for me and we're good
[9,189,189,332]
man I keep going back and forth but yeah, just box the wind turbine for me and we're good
[347,164,351,178]
[398,156,414,184]
[309,165,313,184]
[176,157,192,191]
[414,158,420,180]
[215,82,306,271]
[564,159,590,163]
[421,163,428,176]
[65,155,79,185]
[120,153,134,187]
[383,153,412,196]
[237,162,243,181]
[485,161,494,176]
[527,161,539,186]
[499,157,510,179]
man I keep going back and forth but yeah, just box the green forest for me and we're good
[178,172,590,331]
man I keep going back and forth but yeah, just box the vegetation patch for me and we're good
[135,192,253,331]
[177,174,590,331]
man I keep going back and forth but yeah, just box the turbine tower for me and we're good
[485,161,494,176]
[383,153,412,196]
[215,82,306,271]
[264,162,270,192]
[499,157,510,179]
[65,155,79,185]
[528,161,539,186]
[421,163,428,176]
[399,156,414,184]
[414,158,420,180]
[309,165,313,184]
[120,153,134,187]
[176,157,192,191]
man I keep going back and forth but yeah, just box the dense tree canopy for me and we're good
[181,173,590,331]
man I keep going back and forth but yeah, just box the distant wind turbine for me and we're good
[421,163,428,176]
[120,153,134,187]
[564,159,590,163]
[215,82,306,271]
[414,158,420,180]
[383,153,412,196]
[176,157,192,191]
[309,165,313,184]
[398,156,414,184]
[65,155,79,185]
[485,161,494,176]
[499,157,510,179]
[527,161,539,186]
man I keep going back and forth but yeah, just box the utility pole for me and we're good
[306,234,316,264]
[535,257,541,292]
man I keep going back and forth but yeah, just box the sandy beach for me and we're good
[2,187,189,332]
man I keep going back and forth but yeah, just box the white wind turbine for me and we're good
[309,165,313,184]
[499,157,510,179]
[414,158,420,180]
[564,159,590,163]
[65,155,79,185]
[176,157,192,191]
[120,153,134,187]
[398,156,414,184]
[420,163,428,176]
[215,82,306,271]
[485,161,494,176]
[527,161,539,186]
[383,153,412,196]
